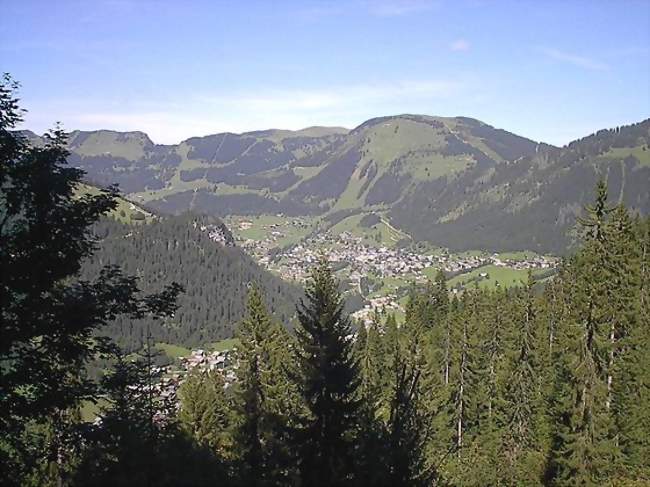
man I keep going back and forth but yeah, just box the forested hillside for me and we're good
[80,214,302,349]
[85,184,650,486]
[21,115,649,253]
[392,119,650,252]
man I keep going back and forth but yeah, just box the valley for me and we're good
[223,213,556,325]
[5,2,650,484]
[56,114,649,361]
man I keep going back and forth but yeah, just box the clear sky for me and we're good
[2,0,649,145]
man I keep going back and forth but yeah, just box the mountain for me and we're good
[22,115,650,253]
[75,182,155,224]
[390,119,650,253]
[80,213,303,351]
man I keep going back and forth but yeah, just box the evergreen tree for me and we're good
[386,365,433,486]
[384,323,436,487]
[432,269,452,387]
[504,273,544,483]
[550,181,621,485]
[290,257,361,487]
[432,269,450,325]
[483,287,507,427]
[353,319,387,487]
[232,286,295,486]
[77,353,225,486]
[452,290,482,456]
[177,368,233,457]
[75,354,156,485]
[609,214,649,480]
[356,320,383,410]
[506,273,538,448]
[0,74,182,485]
[381,313,400,394]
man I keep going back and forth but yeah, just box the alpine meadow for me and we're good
[2,1,650,486]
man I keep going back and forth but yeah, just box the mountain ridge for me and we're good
[17,115,650,253]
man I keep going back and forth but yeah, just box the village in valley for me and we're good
[90,213,558,423]
[224,214,557,325]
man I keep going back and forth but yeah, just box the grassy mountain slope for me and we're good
[286,114,538,213]
[391,119,650,253]
[75,182,155,224]
[23,115,650,253]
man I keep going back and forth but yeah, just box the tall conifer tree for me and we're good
[551,181,621,485]
[233,286,295,486]
[291,257,360,487]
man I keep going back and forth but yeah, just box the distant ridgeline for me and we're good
[80,213,303,350]
[21,115,650,253]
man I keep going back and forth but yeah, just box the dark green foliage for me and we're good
[80,215,301,349]
[0,75,182,485]
[231,287,297,486]
[384,185,649,485]
[290,257,361,487]
[76,353,226,486]
[549,182,622,485]
[290,148,362,203]
[177,368,234,457]
[352,320,388,487]
[505,272,538,450]
[383,331,436,487]
[391,120,650,253]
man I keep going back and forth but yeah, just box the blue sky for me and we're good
[2,0,649,145]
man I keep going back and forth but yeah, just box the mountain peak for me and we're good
[18,116,649,253]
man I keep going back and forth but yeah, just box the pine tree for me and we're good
[385,346,436,487]
[378,312,400,418]
[602,205,639,420]
[76,352,227,487]
[503,273,546,483]
[506,273,538,449]
[382,313,400,384]
[177,368,232,456]
[232,286,295,486]
[609,214,649,480]
[418,271,450,411]
[354,317,385,425]
[74,354,160,485]
[474,288,509,483]
[484,287,507,426]
[0,75,182,485]
[551,181,621,485]
[290,257,361,487]
[353,318,387,486]
[453,290,482,457]
[432,269,449,324]
[431,269,451,387]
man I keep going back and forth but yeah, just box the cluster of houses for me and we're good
[193,220,235,247]
[265,231,436,282]
[180,348,237,384]
[262,232,555,286]
[491,253,554,270]
[221,219,557,323]
[104,348,240,425]
[351,294,404,325]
